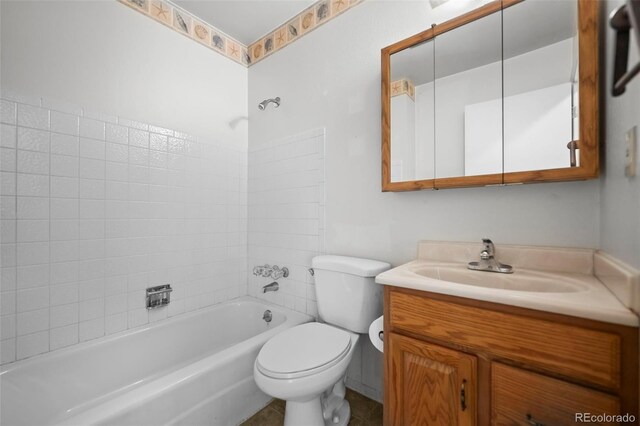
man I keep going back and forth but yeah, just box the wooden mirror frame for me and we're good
[381,0,599,192]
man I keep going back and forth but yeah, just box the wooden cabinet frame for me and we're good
[381,0,599,191]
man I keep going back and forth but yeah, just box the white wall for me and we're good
[248,0,601,401]
[0,0,248,363]
[600,0,640,269]
[0,0,248,145]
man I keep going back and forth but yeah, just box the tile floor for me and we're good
[241,389,383,426]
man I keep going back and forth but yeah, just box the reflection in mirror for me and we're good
[503,0,579,173]
[390,39,435,183]
[434,10,503,179]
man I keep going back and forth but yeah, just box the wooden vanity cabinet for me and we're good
[383,286,639,426]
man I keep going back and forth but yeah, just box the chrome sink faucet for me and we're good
[467,238,514,274]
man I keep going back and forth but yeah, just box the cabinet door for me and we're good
[386,333,477,426]
[491,363,621,426]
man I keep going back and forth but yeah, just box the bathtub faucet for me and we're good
[262,282,279,293]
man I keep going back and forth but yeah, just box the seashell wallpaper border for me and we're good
[247,0,363,65]
[391,79,415,101]
[117,0,363,67]
[118,0,250,65]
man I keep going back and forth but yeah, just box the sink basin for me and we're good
[374,241,639,326]
[408,264,588,293]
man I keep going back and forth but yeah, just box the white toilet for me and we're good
[253,255,390,426]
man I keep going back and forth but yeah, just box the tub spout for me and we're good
[262,282,279,293]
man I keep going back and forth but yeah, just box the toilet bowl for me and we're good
[254,322,359,426]
[253,255,391,426]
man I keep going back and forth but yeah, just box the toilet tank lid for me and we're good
[312,255,391,277]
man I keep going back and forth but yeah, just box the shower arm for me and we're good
[258,97,281,110]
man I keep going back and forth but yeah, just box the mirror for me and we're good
[434,9,502,186]
[503,0,579,174]
[381,0,599,191]
[389,39,434,183]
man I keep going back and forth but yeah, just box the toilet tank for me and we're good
[312,255,391,333]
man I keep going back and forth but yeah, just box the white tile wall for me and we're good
[246,128,380,401]
[247,129,325,317]
[0,94,247,364]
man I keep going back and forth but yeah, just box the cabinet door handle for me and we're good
[526,414,546,426]
[460,379,467,411]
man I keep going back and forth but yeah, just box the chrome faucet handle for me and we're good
[270,266,289,280]
[253,264,271,276]
[261,264,272,277]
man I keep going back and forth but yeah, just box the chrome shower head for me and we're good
[258,97,280,110]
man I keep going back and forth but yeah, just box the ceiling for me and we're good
[174,0,316,45]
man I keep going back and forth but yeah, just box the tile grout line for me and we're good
[47,103,52,353]
[102,110,108,339]
[13,104,19,362]
[76,107,82,346]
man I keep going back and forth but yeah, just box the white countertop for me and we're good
[376,259,639,327]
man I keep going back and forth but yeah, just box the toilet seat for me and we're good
[256,323,352,380]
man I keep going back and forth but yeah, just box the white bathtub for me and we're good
[0,297,311,426]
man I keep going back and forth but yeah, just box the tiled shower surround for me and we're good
[0,94,247,364]
[247,129,325,317]
[246,130,381,401]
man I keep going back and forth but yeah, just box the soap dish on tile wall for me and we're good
[146,284,173,309]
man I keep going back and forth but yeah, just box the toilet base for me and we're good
[322,377,350,426]
[284,399,350,426]
[284,398,323,426]
[327,400,350,426]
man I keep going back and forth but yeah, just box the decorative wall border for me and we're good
[391,79,415,100]
[247,0,363,65]
[118,0,251,66]
[117,0,363,67]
